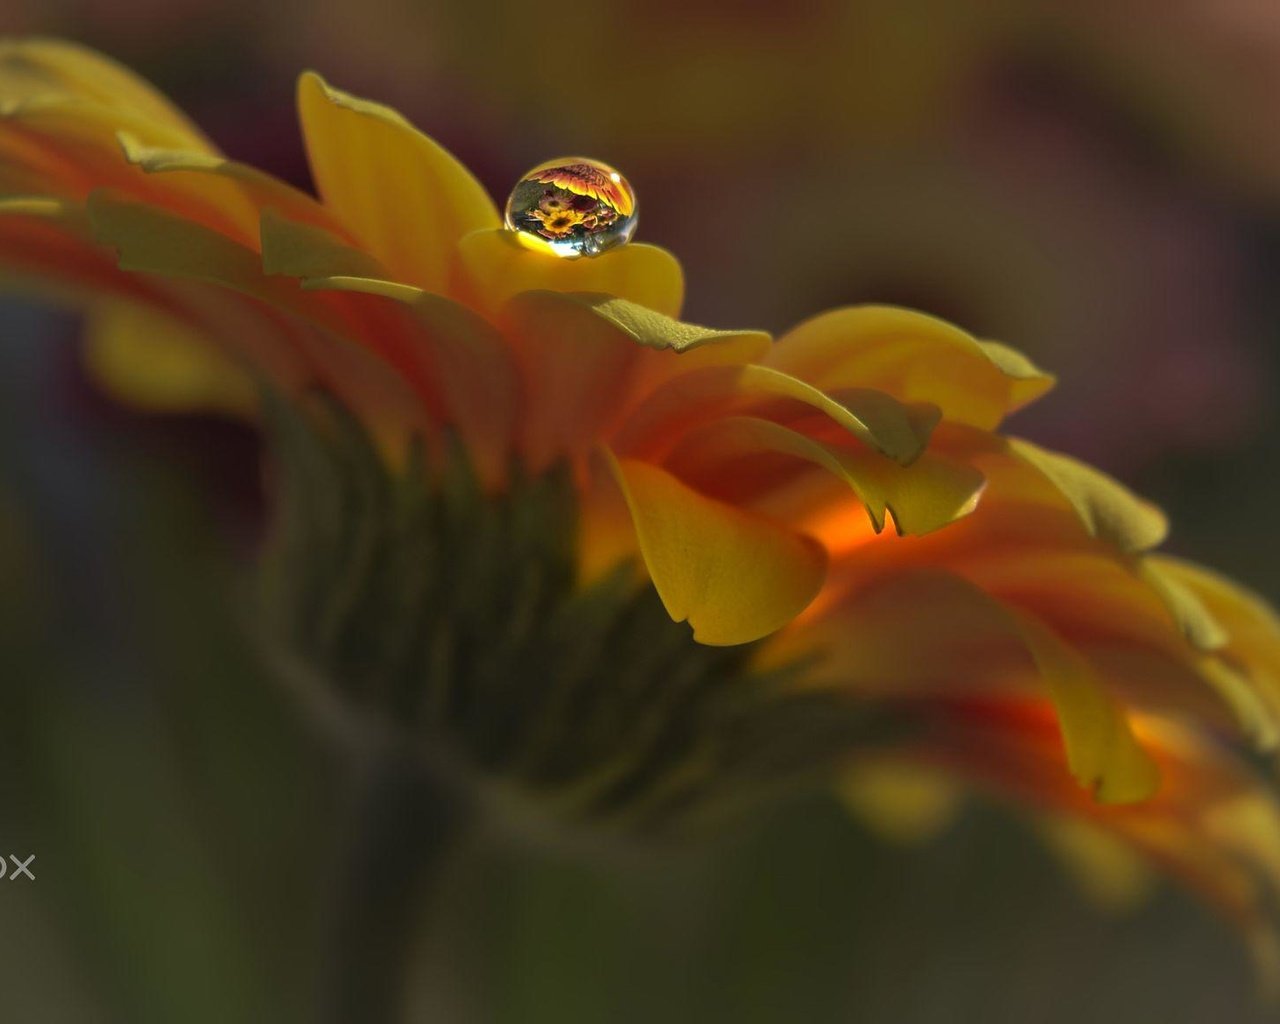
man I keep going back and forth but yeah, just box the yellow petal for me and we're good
[605,453,826,645]
[0,37,209,149]
[296,71,498,294]
[83,300,255,415]
[664,415,984,535]
[459,228,684,318]
[1008,437,1168,552]
[767,305,1054,430]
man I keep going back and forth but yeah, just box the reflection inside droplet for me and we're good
[504,157,638,258]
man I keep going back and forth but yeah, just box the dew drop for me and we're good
[503,157,637,258]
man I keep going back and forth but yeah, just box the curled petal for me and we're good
[1013,610,1160,803]
[604,453,826,645]
[661,415,984,536]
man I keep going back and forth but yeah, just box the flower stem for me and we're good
[323,743,466,1024]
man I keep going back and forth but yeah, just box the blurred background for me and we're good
[2,1,1279,1020]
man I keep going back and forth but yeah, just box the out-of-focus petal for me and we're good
[839,760,963,844]
[1014,611,1160,803]
[0,37,210,148]
[1150,557,1280,743]
[85,190,432,440]
[1036,815,1156,911]
[0,42,222,217]
[764,569,1159,802]
[83,300,254,415]
[889,700,1280,983]
[296,72,499,294]
[767,305,1054,430]
[0,196,313,398]
[458,228,684,318]
[576,453,643,585]
[605,454,826,645]
[116,133,346,245]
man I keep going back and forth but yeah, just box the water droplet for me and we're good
[504,157,637,258]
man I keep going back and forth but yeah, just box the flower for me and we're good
[4,37,1280,979]
[529,204,586,239]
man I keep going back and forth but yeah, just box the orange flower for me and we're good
[3,38,1280,980]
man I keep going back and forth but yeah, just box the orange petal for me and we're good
[499,290,768,471]
[86,189,431,438]
[662,415,984,536]
[304,275,518,487]
[764,569,1159,802]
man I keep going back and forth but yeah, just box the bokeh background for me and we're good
[2,1,1279,1020]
